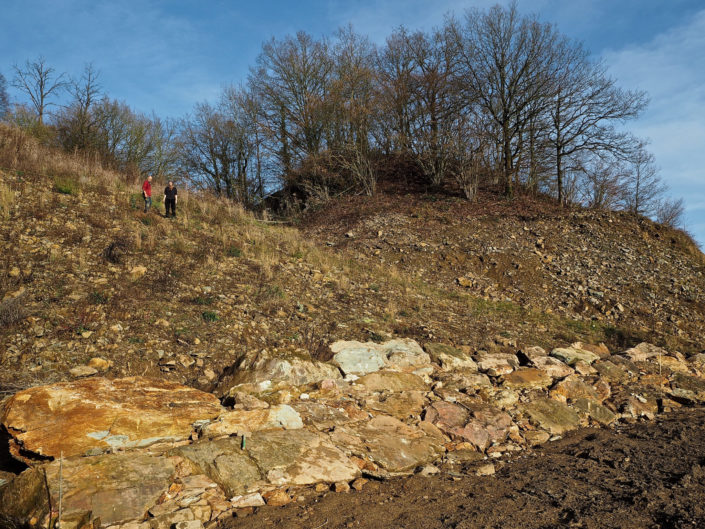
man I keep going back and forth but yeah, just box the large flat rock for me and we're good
[330,339,430,376]
[174,430,359,496]
[522,398,581,435]
[329,415,445,472]
[424,343,478,371]
[0,453,177,526]
[224,350,342,390]
[0,377,224,460]
[45,453,177,525]
[550,347,599,366]
[355,371,428,392]
[424,401,513,451]
[200,405,303,438]
[502,368,552,389]
[173,437,264,497]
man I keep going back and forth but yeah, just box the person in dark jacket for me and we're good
[164,181,177,217]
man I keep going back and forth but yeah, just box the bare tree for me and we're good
[655,197,685,228]
[179,102,256,204]
[622,141,666,216]
[548,44,647,205]
[455,3,564,197]
[55,64,102,151]
[576,155,627,210]
[224,86,268,200]
[407,27,463,187]
[0,72,9,119]
[12,56,68,125]
[329,26,378,194]
[374,27,417,155]
[250,31,333,175]
[145,114,180,179]
[450,116,490,201]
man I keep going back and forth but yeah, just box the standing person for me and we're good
[164,181,178,218]
[142,175,153,213]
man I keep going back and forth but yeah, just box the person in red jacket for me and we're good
[142,175,153,213]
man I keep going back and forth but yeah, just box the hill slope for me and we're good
[1,126,704,396]
[302,188,705,353]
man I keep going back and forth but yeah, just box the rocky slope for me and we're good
[302,190,705,355]
[2,147,704,399]
[2,126,705,529]
[2,337,705,529]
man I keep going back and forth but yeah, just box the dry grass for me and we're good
[0,292,27,328]
[0,180,16,219]
[0,123,124,192]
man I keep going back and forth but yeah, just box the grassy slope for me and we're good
[1,124,703,394]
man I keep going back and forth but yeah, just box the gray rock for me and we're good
[42,453,176,526]
[550,347,599,366]
[330,339,430,376]
[200,405,303,438]
[424,343,478,371]
[330,341,387,375]
[223,350,342,394]
[573,398,617,425]
[174,438,263,497]
[174,521,204,529]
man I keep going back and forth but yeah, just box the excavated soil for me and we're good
[226,408,705,529]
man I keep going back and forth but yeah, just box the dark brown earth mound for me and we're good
[226,407,705,529]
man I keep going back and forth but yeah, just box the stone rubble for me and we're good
[2,337,705,529]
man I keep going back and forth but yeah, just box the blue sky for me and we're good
[2,0,704,244]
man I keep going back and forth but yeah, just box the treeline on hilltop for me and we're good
[0,3,684,225]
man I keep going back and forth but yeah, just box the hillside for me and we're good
[1,125,704,396]
[3,125,705,529]
[303,188,705,353]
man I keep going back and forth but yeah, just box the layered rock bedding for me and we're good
[2,338,705,529]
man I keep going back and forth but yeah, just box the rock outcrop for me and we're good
[0,377,223,460]
[2,338,705,529]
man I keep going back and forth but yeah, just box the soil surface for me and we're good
[226,408,705,529]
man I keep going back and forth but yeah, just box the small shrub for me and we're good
[144,261,183,294]
[202,310,218,322]
[171,237,189,255]
[256,284,285,301]
[102,236,132,264]
[0,292,27,327]
[53,176,80,195]
[367,330,385,343]
[225,245,242,258]
[85,212,111,230]
[0,181,16,219]
[192,295,214,306]
[89,291,109,305]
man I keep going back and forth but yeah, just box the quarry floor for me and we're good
[226,407,705,529]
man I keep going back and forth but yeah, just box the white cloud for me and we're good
[602,9,705,242]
